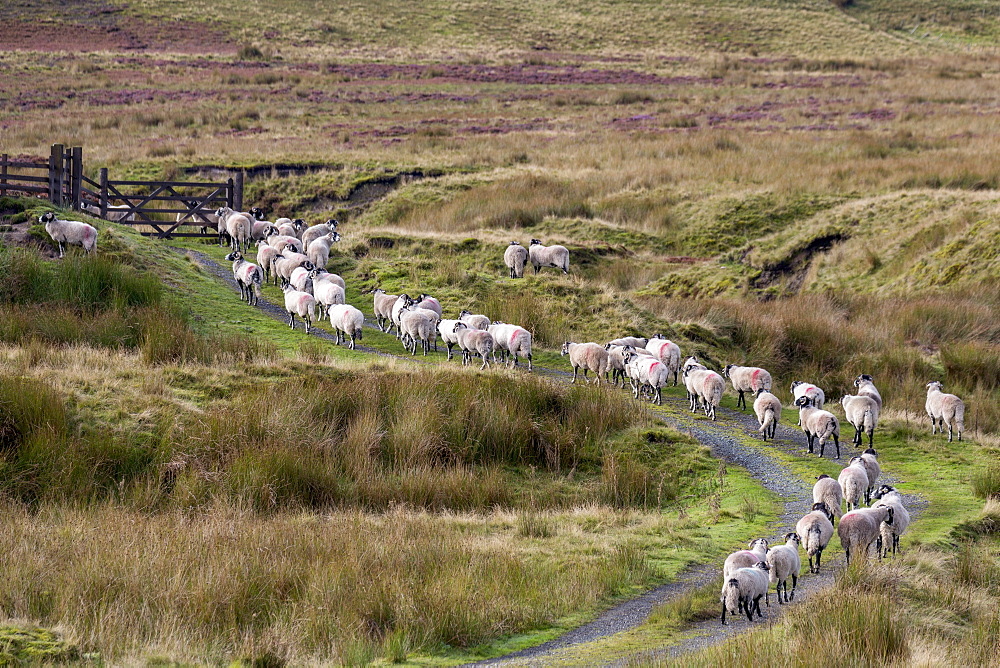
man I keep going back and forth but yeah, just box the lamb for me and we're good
[646,334,682,386]
[854,374,883,413]
[281,284,316,333]
[390,294,414,338]
[813,474,843,521]
[838,457,869,512]
[723,364,773,411]
[752,388,782,441]
[438,319,463,360]
[224,251,262,306]
[841,394,879,448]
[858,447,881,505]
[561,342,610,385]
[255,241,280,285]
[215,206,252,252]
[685,366,725,420]
[765,533,801,604]
[487,322,533,371]
[328,304,364,349]
[623,351,670,405]
[722,538,770,580]
[459,310,490,331]
[604,344,633,387]
[720,561,770,625]
[796,503,834,574]
[453,322,494,369]
[838,505,893,564]
[925,381,965,442]
[373,289,399,332]
[267,233,304,254]
[790,381,825,425]
[39,212,97,258]
[609,336,648,349]
[80,201,136,222]
[399,306,438,355]
[871,484,910,558]
[503,241,528,278]
[312,276,346,320]
[306,230,341,270]
[794,396,841,459]
[301,219,339,248]
[528,239,570,274]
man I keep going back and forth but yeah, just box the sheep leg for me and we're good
[790,573,796,600]
[571,367,578,384]
[832,434,840,459]
[583,369,589,383]
[737,390,744,410]
[654,387,662,405]
[288,312,295,329]
[818,437,825,458]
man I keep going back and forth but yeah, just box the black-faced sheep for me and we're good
[841,394,879,448]
[224,251,262,306]
[765,533,801,603]
[528,239,569,274]
[724,364,773,411]
[39,212,98,258]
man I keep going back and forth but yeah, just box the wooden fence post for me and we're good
[49,143,64,206]
[234,170,244,211]
[1,154,7,198]
[71,146,83,210]
[99,168,109,219]
[227,177,234,209]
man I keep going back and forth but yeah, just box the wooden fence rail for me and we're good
[0,143,243,238]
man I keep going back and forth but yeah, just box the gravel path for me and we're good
[184,247,925,666]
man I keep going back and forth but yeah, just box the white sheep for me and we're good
[504,241,528,278]
[813,474,843,521]
[838,457,869,512]
[528,239,569,275]
[561,342,610,385]
[174,199,219,237]
[290,266,313,295]
[646,334,682,386]
[276,218,305,239]
[841,394,879,449]
[487,322,533,371]
[80,201,136,222]
[794,396,841,459]
[414,294,442,318]
[685,366,725,421]
[281,284,316,333]
[247,208,278,243]
[604,344,632,387]
[255,241,280,285]
[720,562,770,625]
[312,276,346,320]
[871,484,910,558]
[306,230,341,270]
[458,310,490,331]
[301,219,339,247]
[328,304,364,349]
[838,505,893,564]
[224,251,262,306]
[438,319,463,360]
[39,212,97,258]
[309,269,345,292]
[854,374,883,413]
[766,533,801,604]
[372,289,398,332]
[752,388,782,441]
[722,538,770,579]
[623,351,670,405]
[609,336,648,348]
[682,357,707,411]
[925,381,965,442]
[215,206,252,252]
[723,364,773,411]
[390,294,414,338]
[399,306,438,355]
[858,447,881,505]
[453,322,494,369]
[272,250,314,288]
[790,381,825,425]
[267,233,305,254]
[796,503,834,574]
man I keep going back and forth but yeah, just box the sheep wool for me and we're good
[224,251,263,306]
[872,485,910,558]
[854,374,883,412]
[281,285,316,333]
[454,322,495,370]
[372,289,399,333]
[841,394,879,449]
[301,219,339,248]
[838,458,869,512]
[720,562,770,625]
[796,503,834,574]
[722,538,770,580]
[328,304,364,349]
[504,242,529,278]
[812,474,843,521]
[925,381,965,442]
[766,533,801,604]
[794,396,841,459]
[459,310,490,331]
[561,342,610,385]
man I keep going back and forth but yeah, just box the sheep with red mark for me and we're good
[723,364,773,411]
[646,334,681,385]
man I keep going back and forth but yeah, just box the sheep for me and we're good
[790,381,826,425]
[312,276,346,320]
[766,533,802,604]
[646,334,682,386]
[215,206,252,252]
[858,447,881,505]
[459,310,490,331]
[267,233,304,254]
[415,295,443,348]
[453,322,494,369]
[528,239,569,275]
[720,561,770,625]
[328,304,364,349]
[503,241,528,278]
[281,284,316,333]
[796,502,834,574]
[373,289,399,333]
[871,485,910,558]
[224,251,262,306]
[609,336,648,349]
[487,322,533,371]
[290,266,314,295]
[722,538,770,580]
[723,364,773,411]
[272,250,314,288]
[561,342,609,385]
[438,319,463,360]
[838,457,869,512]
[684,366,725,420]
[682,358,707,412]
[623,351,670,405]
[794,395,841,459]
[80,201,136,222]
[39,212,97,258]
[174,199,220,237]
[752,388,782,441]
[255,241,280,285]
[399,306,437,355]
[247,208,278,243]
[813,474,843,521]
[925,381,965,442]
[390,294,414,338]
[838,505,893,564]
[276,218,305,240]
[604,344,633,387]
[301,219,339,248]
[306,230,341,270]
[853,374,883,411]
[308,268,345,292]
[841,394,879,449]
